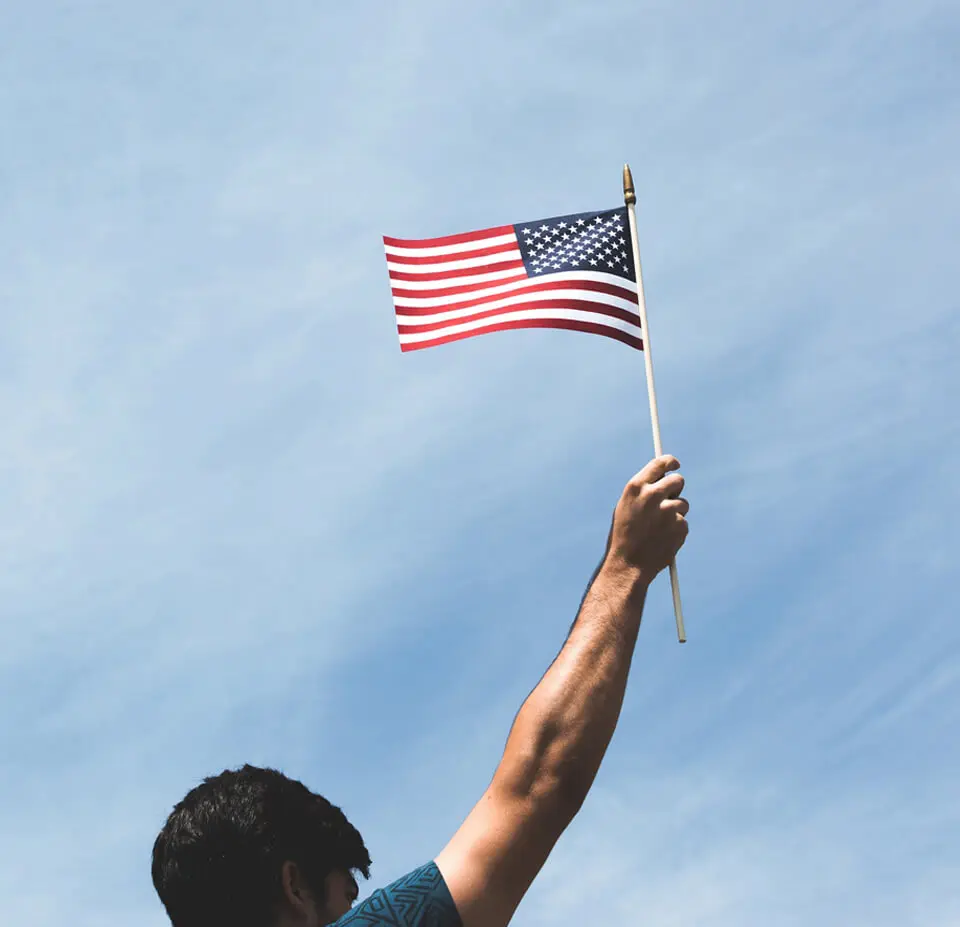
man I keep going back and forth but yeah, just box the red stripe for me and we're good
[386,241,519,266]
[400,318,643,352]
[388,259,525,283]
[392,278,638,313]
[391,272,529,300]
[383,225,514,249]
[397,299,642,334]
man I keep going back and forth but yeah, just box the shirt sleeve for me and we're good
[333,861,462,927]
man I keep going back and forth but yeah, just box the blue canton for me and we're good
[513,206,635,282]
[333,862,461,927]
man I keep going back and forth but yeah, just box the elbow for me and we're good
[496,716,595,820]
[522,761,592,822]
[534,731,597,815]
[547,764,593,817]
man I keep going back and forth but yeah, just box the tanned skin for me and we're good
[436,455,689,927]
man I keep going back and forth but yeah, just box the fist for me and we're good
[607,455,689,579]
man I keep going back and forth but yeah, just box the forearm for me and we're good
[494,558,649,807]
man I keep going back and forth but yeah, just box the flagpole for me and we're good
[623,164,686,643]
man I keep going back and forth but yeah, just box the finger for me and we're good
[653,472,685,499]
[662,496,690,516]
[631,455,680,488]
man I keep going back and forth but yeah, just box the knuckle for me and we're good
[637,474,658,494]
[658,473,683,496]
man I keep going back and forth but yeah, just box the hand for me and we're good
[606,455,689,581]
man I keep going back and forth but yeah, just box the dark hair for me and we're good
[151,765,371,927]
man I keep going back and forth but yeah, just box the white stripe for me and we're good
[396,290,640,325]
[386,248,522,274]
[391,271,638,308]
[384,232,516,259]
[399,308,643,344]
[388,267,526,291]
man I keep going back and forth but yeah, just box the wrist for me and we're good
[596,553,652,601]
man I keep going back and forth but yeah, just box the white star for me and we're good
[576,218,586,226]
[521,227,531,235]
[558,221,567,228]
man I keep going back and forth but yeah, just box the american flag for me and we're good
[383,206,643,352]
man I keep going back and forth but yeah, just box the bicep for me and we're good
[435,783,573,927]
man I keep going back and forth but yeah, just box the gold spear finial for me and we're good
[622,163,636,205]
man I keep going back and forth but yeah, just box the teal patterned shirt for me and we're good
[331,862,461,927]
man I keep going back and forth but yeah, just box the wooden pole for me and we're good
[623,163,687,643]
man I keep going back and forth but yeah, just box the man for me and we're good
[152,455,689,927]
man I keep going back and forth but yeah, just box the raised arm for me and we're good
[436,455,689,927]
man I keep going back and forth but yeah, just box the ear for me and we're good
[280,860,316,917]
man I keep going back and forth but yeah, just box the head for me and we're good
[152,765,371,927]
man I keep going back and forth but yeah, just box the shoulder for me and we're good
[333,862,462,927]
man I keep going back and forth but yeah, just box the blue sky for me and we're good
[1,1,957,924]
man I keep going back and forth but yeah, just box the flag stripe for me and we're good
[399,317,643,353]
[398,299,642,334]
[391,274,636,309]
[391,270,529,295]
[386,250,519,274]
[396,294,641,326]
[387,258,525,283]
[386,241,519,268]
[399,307,641,342]
[383,227,514,254]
